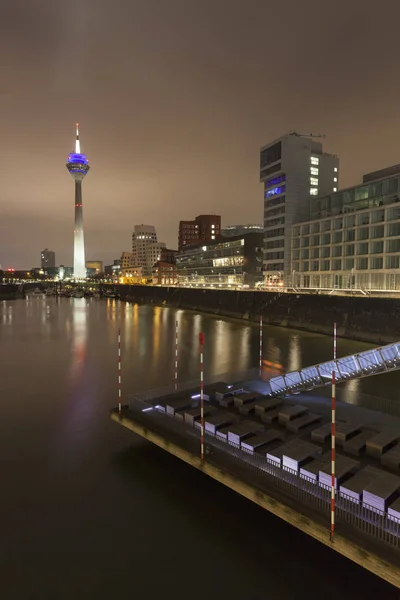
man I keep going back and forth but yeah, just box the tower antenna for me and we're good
[75,122,81,154]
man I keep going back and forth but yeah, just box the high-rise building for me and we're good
[41,248,55,270]
[260,132,338,286]
[221,225,263,238]
[131,224,166,277]
[145,241,166,274]
[178,215,221,251]
[66,123,90,279]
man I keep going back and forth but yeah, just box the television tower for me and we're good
[66,123,90,279]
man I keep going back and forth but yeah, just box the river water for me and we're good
[1,297,398,599]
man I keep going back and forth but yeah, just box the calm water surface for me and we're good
[1,297,399,599]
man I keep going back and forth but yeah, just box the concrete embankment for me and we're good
[111,411,400,589]
[114,285,400,345]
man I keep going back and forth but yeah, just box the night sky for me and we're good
[2,0,400,269]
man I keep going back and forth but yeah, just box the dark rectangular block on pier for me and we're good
[216,426,231,441]
[241,429,284,455]
[319,455,359,490]
[204,413,239,435]
[261,408,280,425]
[281,440,322,472]
[286,413,321,433]
[300,453,331,483]
[380,445,400,471]
[311,423,332,444]
[215,385,245,403]
[363,472,400,513]
[254,398,282,415]
[165,396,196,416]
[342,430,375,456]
[335,422,363,447]
[278,405,308,424]
[388,497,400,522]
[239,402,257,416]
[366,431,400,459]
[183,405,217,426]
[339,466,382,503]
[233,392,263,408]
[227,421,264,446]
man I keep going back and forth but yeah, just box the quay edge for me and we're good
[111,411,400,590]
[111,285,400,345]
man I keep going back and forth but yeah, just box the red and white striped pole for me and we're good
[174,320,179,391]
[331,370,336,542]
[199,332,205,464]
[118,329,122,415]
[333,322,337,361]
[259,314,263,376]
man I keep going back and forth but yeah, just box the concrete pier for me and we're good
[111,405,400,589]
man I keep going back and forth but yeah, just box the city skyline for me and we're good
[3,1,400,268]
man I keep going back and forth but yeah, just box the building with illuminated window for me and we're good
[260,132,339,286]
[178,215,221,251]
[291,164,400,292]
[152,261,178,286]
[176,232,263,287]
[131,224,166,277]
[41,249,55,271]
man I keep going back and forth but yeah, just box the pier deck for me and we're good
[111,370,400,589]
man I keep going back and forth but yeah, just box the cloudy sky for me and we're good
[2,0,400,268]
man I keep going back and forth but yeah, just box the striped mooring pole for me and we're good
[259,314,263,376]
[199,332,205,464]
[331,370,336,542]
[118,329,122,415]
[333,322,337,361]
[174,320,179,391]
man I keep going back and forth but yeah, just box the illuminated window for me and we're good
[310,167,319,176]
[310,188,318,196]
[211,235,215,239]
[310,156,319,165]
[334,177,337,182]
[334,167,338,172]
[333,187,337,192]
[310,177,318,186]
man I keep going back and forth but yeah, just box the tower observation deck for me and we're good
[66,123,90,279]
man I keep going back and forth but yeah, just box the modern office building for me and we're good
[221,224,263,238]
[260,132,339,286]
[131,224,166,276]
[85,260,103,273]
[66,123,90,279]
[178,215,221,251]
[145,241,166,274]
[291,164,400,292]
[41,249,55,270]
[176,232,263,287]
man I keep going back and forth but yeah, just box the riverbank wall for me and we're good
[115,285,400,345]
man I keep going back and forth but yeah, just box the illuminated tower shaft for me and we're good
[74,177,85,278]
[66,124,90,279]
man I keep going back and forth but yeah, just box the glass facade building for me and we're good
[260,133,339,287]
[176,233,263,287]
[291,165,400,291]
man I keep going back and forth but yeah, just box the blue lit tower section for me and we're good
[66,123,90,279]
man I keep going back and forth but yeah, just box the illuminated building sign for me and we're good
[266,185,285,198]
[266,175,286,187]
